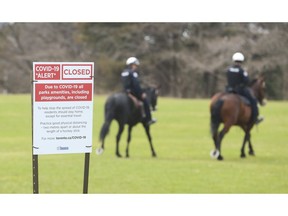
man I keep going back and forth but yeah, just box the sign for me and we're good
[32,62,94,155]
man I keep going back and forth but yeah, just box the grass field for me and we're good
[0,94,288,194]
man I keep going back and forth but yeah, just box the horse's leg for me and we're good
[116,124,124,158]
[247,132,255,156]
[125,125,133,158]
[210,114,220,159]
[212,133,217,148]
[216,123,232,161]
[216,130,225,160]
[240,132,249,158]
[95,138,105,155]
[211,127,223,160]
[210,129,220,159]
[143,123,157,157]
[211,124,219,157]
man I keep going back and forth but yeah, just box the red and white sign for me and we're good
[62,64,93,80]
[32,62,94,155]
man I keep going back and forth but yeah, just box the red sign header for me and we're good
[34,63,93,81]
[34,64,61,80]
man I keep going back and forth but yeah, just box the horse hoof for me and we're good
[240,154,246,158]
[249,151,255,156]
[152,152,157,158]
[96,147,104,155]
[210,149,220,159]
[116,153,122,158]
[217,155,224,161]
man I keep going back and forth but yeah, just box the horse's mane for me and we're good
[249,78,258,87]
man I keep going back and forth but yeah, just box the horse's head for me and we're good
[250,75,266,106]
[144,86,160,111]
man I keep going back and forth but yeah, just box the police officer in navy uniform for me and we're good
[121,57,156,126]
[226,52,263,125]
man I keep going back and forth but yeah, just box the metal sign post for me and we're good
[32,62,94,193]
[32,155,39,194]
[83,152,90,194]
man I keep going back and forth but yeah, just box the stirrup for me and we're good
[147,118,157,126]
[255,116,264,125]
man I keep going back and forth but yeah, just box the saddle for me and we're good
[226,86,251,106]
[239,96,251,106]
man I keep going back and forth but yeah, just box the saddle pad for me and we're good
[239,95,251,106]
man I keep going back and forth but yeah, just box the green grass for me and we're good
[0,95,288,194]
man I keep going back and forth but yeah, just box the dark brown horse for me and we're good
[210,75,266,160]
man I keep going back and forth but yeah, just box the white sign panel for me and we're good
[32,62,94,155]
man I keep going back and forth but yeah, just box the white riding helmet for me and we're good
[232,52,245,62]
[126,57,140,66]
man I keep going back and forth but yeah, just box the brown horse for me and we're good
[210,75,266,160]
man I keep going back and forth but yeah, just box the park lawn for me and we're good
[0,94,287,193]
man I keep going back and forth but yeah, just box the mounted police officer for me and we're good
[226,52,264,125]
[121,57,156,126]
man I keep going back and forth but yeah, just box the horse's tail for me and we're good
[99,97,115,142]
[210,99,224,136]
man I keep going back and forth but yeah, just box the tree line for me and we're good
[0,23,287,99]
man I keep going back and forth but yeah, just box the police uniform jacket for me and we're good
[226,65,249,91]
[121,68,143,99]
